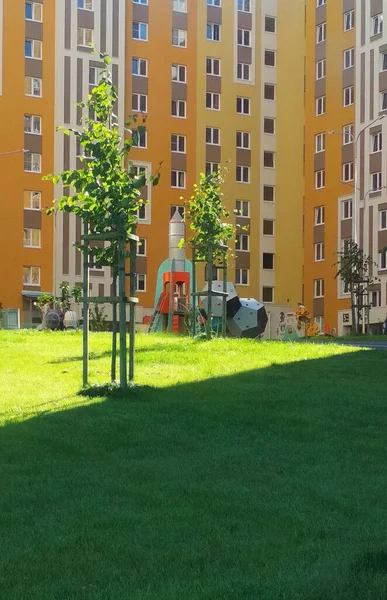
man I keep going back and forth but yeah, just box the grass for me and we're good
[304,335,387,344]
[1,331,387,599]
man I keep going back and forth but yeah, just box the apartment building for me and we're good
[0,0,306,327]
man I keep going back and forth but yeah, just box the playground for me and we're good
[1,330,387,599]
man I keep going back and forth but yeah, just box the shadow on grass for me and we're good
[1,349,387,599]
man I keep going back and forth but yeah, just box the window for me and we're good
[132,57,147,77]
[206,92,220,110]
[314,279,324,298]
[315,133,325,153]
[372,14,383,36]
[207,23,220,41]
[236,97,250,115]
[133,0,148,3]
[343,124,353,145]
[315,205,325,225]
[381,92,387,111]
[264,50,276,67]
[205,162,219,175]
[264,151,275,168]
[372,172,382,191]
[89,66,104,85]
[24,39,42,59]
[343,86,354,107]
[25,2,42,21]
[314,242,324,262]
[24,152,41,173]
[172,99,186,118]
[263,185,274,202]
[263,220,274,236]
[372,131,383,153]
[172,28,187,47]
[236,166,250,183]
[77,27,93,46]
[172,0,187,11]
[237,29,251,47]
[237,0,251,12]
[380,209,387,230]
[344,10,354,31]
[236,200,249,217]
[137,238,146,256]
[342,162,354,182]
[132,22,148,41]
[342,199,353,219]
[206,127,220,145]
[170,205,184,219]
[316,95,326,116]
[23,228,41,248]
[24,114,41,135]
[235,268,249,286]
[131,164,146,180]
[379,250,387,270]
[171,64,186,83]
[207,0,220,5]
[24,191,41,210]
[25,76,42,97]
[314,316,324,332]
[382,52,387,72]
[136,274,146,292]
[236,234,249,252]
[23,266,40,286]
[132,128,147,148]
[316,59,326,80]
[132,93,147,113]
[206,57,220,76]
[316,0,326,6]
[343,48,354,69]
[316,22,326,43]
[78,0,93,8]
[171,170,186,188]
[265,16,276,33]
[264,118,275,135]
[237,63,251,81]
[138,204,146,220]
[171,134,186,153]
[263,253,274,270]
[264,83,275,101]
[315,169,325,189]
[236,131,250,149]
[371,290,382,307]
[262,287,273,303]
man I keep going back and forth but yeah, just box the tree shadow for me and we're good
[1,349,387,599]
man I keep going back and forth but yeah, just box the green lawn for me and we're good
[1,331,387,599]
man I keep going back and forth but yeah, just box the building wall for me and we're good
[0,0,54,325]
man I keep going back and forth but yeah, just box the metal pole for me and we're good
[118,234,127,388]
[129,238,136,381]
[222,251,227,338]
[192,248,196,337]
[168,258,174,333]
[111,270,117,382]
[82,221,89,387]
[206,245,213,340]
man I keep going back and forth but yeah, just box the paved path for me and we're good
[335,340,387,350]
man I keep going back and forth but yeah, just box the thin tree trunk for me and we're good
[350,288,357,335]
[111,271,117,382]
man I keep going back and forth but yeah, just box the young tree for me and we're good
[335,239,378,334]
[45,52,160,385]
[184,169,235,339]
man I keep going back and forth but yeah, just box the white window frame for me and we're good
[381,91,387,111]
[263,151,275,169]
[23,228,41,249]
[314,279,324,298]
[77,27,93,47]
[343,86,354,107]
[237,29,251,47]
[380,209,387,230]
[236,131,250,149]
[171,64,187,83]
[24,114,42,135]
[137,238,147,256]
[172,0,187,12]
[262,286,274,303]
[206,23,221,42]
[206,57,220,76]
[25,76,42,97]
[206,92,220,111]
[24,152,41,173]
[24,190,41,210]
[89,66,104,85]
[342,162,354,183]
[264,15,276,34]
[371,290,382,307]
[235,268,249,286]
[132,128,147,148]
[372,131,383,153]
[372,14,383,36]
[379,250,387,270]
[25,2,43,22]
[25,39,42,59]
[316,59,326,80]
[206,127,220,145]
[236,96,250,115]
[171,134,186,153]
[136,274,147,292]
[264,83,275,101]
[263,219,274,236]
[172,28,187,47]
[236,200,249,218]
[316,22,326,43]
[342,124,354,145]
[382,52,387,72]
[205,162,219,175]
[236,165,250,184]
[132,21,148,41]
[316,95,326,116]
[171,99,186,118]
[342,199,353,220]
[78,0,93,9]
[236,234,249,252]
[264,118,275,135]
[372,172,382,191]
[133,0,148,4]
[315,133,325,153]
[264,50,276,67]
[132,93,147,113]
[314,242,324,262]
[315,169,325,189]
[23,266,41,286]
[237,0,250,13]
[171,170,186,189]
[315,205,325,225]
[207,0,221,5]
[344,10,354,32]
[237,62,251,81]
[343,48,354,69]
[132,57,147,77]
[316,0,326,6]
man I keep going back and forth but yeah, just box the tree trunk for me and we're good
[350,288,357,335]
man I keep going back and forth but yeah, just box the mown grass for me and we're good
[1,331,387,599]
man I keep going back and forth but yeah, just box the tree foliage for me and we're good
[44,51,160,267]
[183,169,235,261]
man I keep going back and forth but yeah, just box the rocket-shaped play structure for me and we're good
[147,209,193,333]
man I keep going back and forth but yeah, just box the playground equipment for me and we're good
[227,298,268,339]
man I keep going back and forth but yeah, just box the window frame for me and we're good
[380,209,387,230]
[237,62,251,81]
[206,23,221,42]
[343,85,354,107]
[24,190,41,211]
[205,92,220,111]
[137,238,147,256]
[235,268,249,286]
[314,205,325,225]
[206,127,220,145]
[132,92,147,113]
[132,21,148,41]
[77,27,93,47]
[24,38,42,60]
[24,114,42,135]
[314,242,324,262]
[172,27,187,47]
[171,169,186,189]
[342,199,353,220]
[315,133,325,153]
[236,234,250,252]
[25,2,43,22]
[236,200,250,218]
[262,286,274,303]
[171,63,187,83]
[23,266,41,286]
[206,57,221,76]
[25,76,42,97]
[342,124,354,145]
[23,227,41,249]
[24,152,41,173]
[316,95,326,116]
[316,59,326,80]
[171,134,186,153]
[236,165,250,184]
[372,171,382,192]
[371,131,383,153]
[264,49,276,67]
[372,14,383,36]
[314,279,325,298]
[236,131,250,149]
[171,99,186,118]
[316,22,326,43]
[172,0,187,12]
[344,10,354,32]
[237,28,251,47]
[342,162,354,183]
[343,47,354,70]
[236,96,250,115]
[263,219,274,236]
[315,169,325,189]
[237,0,251,13]
[131,57,148,77]
[136,274,147,292]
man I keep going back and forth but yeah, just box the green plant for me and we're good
[89,304,110,332]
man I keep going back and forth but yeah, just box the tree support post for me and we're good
[222,252,227,338]
[192,248,197,337]
[118,234,127,389]
[82,221,89,387]
[111,270,117,382]
[206,245,213,340]
[129,238,136,381]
